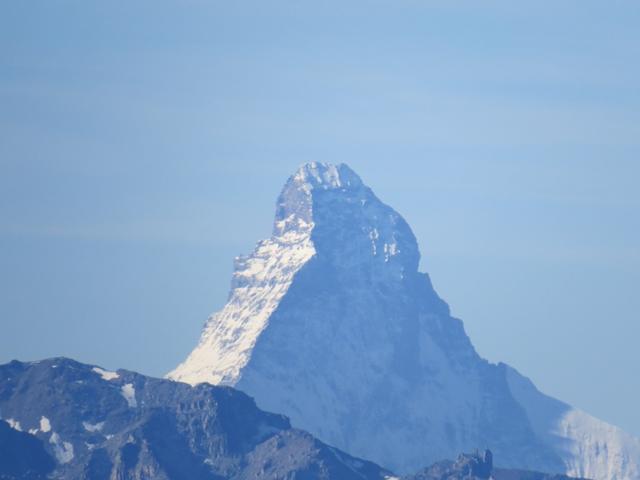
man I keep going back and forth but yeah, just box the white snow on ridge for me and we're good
[121,384,137,407]
[40,416,51,433]
[505,365,640,480]
[23,416,51,435]
[50,432,74,464]
[6,418,22,431]
[293,161,353,191]
[168,210,316,386]
[558,409,640,480]
[92,367,119,381]
[82,421,105,433]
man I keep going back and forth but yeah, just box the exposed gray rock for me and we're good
[404,450,588,480]
[0,358,390,480]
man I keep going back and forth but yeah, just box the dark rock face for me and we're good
[492,469,589,480]
[404,450,493,480]
[0,358,390,480]
[0,419,55,479]
[452,450,493,478]
[403,450,589,480]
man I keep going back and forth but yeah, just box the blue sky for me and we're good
[1,1,639,437]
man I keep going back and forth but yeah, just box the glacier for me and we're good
[169,162,640,480]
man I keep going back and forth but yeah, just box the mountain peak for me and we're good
[273,162,365,235]
[171,163,425,388]
[169,164,640,480]
[274,162,421,277]
[291,162,363,191]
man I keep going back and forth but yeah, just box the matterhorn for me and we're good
[169,162,640,480]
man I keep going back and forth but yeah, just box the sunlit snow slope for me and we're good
[169,162,640,479]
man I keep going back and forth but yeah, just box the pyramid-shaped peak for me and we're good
[291,162,363,191]
[272,161,421,275]
[274,162,370,233]
[170,164,640,480]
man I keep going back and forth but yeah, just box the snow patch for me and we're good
[292,162,353,190]
[505,365,640,480]
[39,416,51,433]
[82,421,105,433]
[369,228,379,255]
[92,367,119,381]
[6,418,22,431]
[50,432,74,464]
[121,384,137,407]
[556,409,640,480]
[383,241,398,261]
[168,212,316,385]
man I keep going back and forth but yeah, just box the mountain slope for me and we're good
[0,358,391,480]
[169,162,640,479]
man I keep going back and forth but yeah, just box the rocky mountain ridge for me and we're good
[0,358,588,480]
[0,358,391,480]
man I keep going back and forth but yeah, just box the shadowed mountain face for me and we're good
[0,358,391,480]
[170,162,640,479]
[0,419,54,479]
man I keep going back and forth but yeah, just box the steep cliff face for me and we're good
[169,162,640,479]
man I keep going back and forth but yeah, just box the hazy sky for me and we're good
[1,1,639,437]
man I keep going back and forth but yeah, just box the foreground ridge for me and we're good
[0,358,590,480]
[406,449,589,480]
[0,358,391,480]
[170,162,640,479]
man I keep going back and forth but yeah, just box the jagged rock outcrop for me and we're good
[169,162,640,479]
[405,449,587,480]
[0,358,391,480]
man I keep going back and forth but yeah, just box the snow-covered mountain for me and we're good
[169,162,640,480]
